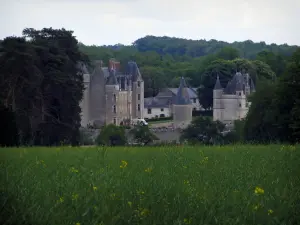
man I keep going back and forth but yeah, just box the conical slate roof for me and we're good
[106,70,118,85]
[214,75,222,90]
[175,77,191,105]
[92,63,103,76]
[127,61,143,81]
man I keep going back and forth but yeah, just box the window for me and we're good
[138,104,140,111]
[113,117,116,125]
[137,81,141,87]
[239,103,242,107]
[193,98,196,103]
[160,108,164,112]
[113,94,116,102]
[239,92,241,96]
[138,94,140,100]
[113,105,116,113]
[147,108,152,114]
[193,108,197,111]
[160,114,165,118]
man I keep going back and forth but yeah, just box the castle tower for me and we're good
[173,77,193,129]
[130,62,144,119]
[245,73,251,96]
[78,63,90,127]
[90,61,106,127]
[213,75,223,121]
[235,72,246,120]
[105,66,120,125]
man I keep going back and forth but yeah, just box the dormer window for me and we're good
[137,81,141,87]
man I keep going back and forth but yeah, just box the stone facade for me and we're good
[173,77,193,129]
[79,59,144,127]
[213,72,255,125]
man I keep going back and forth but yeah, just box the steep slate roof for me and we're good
[127,61,142,81]
[106,70,118,85]
[223,72,255,94]
[214,75,222,90]
[175,77,191,105]
[144,97,171,108]
[101,67,110,79]
[167,87,198,98]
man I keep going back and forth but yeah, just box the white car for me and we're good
[131,119,148,126]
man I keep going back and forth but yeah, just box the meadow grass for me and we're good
[0,145,300,225]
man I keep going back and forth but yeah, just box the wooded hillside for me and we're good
[79,35,298,101]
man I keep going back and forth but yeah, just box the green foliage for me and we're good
[145,116,173,122]
[133,36,297,58]
[198,58,275,109]
[256,50,287,76]
[96,124,126,146]
[180,116,225,145]
[0,105,19,146]
[243,48,300,143]
[1,145,299,225]
[0,28,87,146]
[216,46,240,60]
[129,125,158,145]
[79,36,294,99]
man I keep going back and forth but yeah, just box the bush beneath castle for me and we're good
[95,124,126,146]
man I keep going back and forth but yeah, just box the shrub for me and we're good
[95,124,126,146]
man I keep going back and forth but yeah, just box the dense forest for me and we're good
[79,36,297,103]
[0,29,299,146]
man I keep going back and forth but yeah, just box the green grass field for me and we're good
[1,145,300,225]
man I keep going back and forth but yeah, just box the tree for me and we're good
[256,50,287,76]
[198,58,275,109]
[272,48,300,143]
[129,125,158,145]
[180,116,225,145]
[216,47,240,60]
[243,48,300,143]
[0,28,87,146]
[95,124,126,146]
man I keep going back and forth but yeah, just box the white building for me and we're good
[213,72,255,125]
[144,85,201,119]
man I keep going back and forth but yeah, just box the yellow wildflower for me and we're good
[253,204,261,211]
[93,186,97,191]
[127,201,132,207]
[184,180,190,185]
[183,218,192,224]
[75,223,81,225]
[254,186,264,195]
[120,160,128,168]
[200,156,209,164]
[72,193,79,200]
[268,209,274,215]
[58,197,64,203]
[144,168,152,172]
[137,190,145,195]
[69,167,79,173]
[139,208,150,217]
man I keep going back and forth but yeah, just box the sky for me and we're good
[1,0,299,46]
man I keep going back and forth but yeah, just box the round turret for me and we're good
[173,77,193,129]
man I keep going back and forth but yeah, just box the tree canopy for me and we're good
[0,28,87,146]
